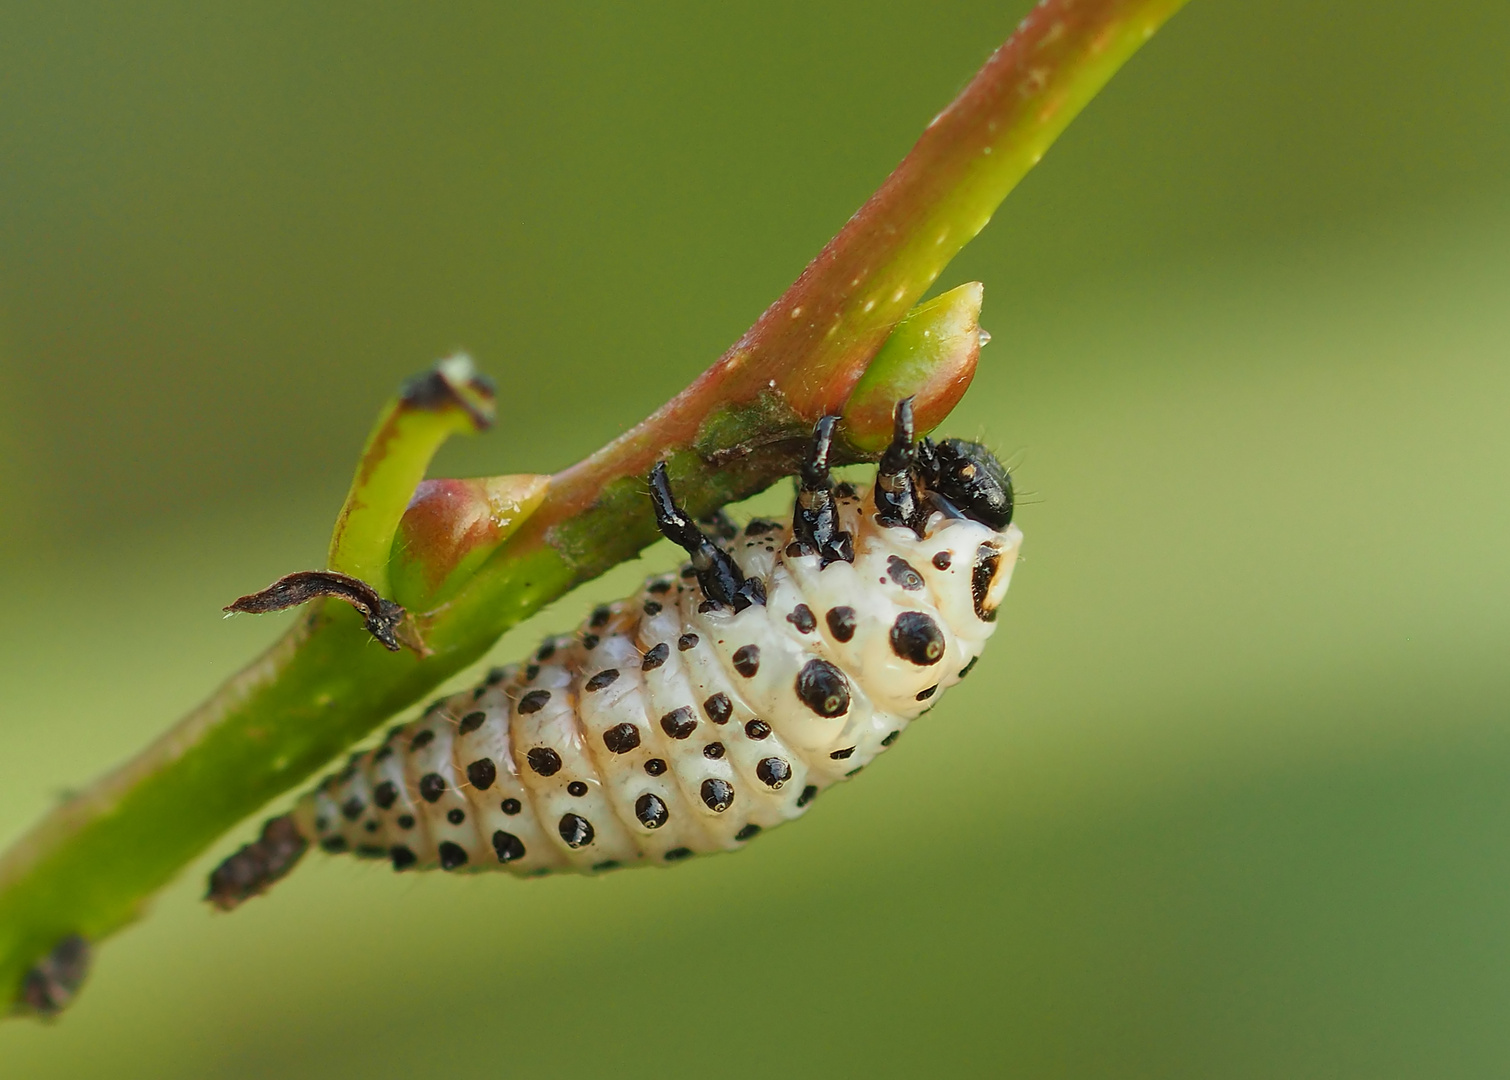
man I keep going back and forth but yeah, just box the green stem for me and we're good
[0,0,1189,1014]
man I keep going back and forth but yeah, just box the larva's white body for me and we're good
[295,486,1022,875]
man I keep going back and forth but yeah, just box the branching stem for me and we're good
[0,0,1189,1014]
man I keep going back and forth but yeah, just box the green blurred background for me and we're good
[3,1,1509,1075]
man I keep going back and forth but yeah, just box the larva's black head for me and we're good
[919,438,1013,530]
[872,399,1014,536]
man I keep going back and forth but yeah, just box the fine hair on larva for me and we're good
[208,401,1023,908]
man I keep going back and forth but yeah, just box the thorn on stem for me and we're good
[224,570,423,653]
[20,935,90,1018]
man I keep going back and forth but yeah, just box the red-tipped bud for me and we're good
[839,282,984,452]
[388,475,550,611]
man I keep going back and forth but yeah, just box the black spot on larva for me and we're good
[492,830,525,863]
[644,758,667,776]
[703,693,732,725]
[390,845,417,870]
[500,799,521,816]
[698,599,720,614]
[582,633,600,650]
[467,758,497,790]
[744,719,771,740]
[735,823,762,841]
[660,707,697,739]
[678,633,699,651]
[745,518,779,536]
[447,808,466,825]
[340,796,365,821]
[372,781,398,809]
[486,666,510,685]
[603,723,642,754]
[397,813,416,829]
[527,747,563,776]
[356,844,387,859]
[704,742,725,759]
[590,604,612,628]
[700,778,735,812]
[315,815,329,832]
[641,643,669,671]
[568,781,589,797]
[643,600,662,616]
[635,792,669,829]
[846,766,864,777]
[796,659,850,717]
[373,746,394,763]
[524,663,540,681]
[826,606,857,642]
[320,836,348,854]
[518,690,551,715]
[559,813,595,848]
[459,710,487,735]
[438,841,469,870]
[410,729,435,751]
[958,655,979,679]
[835,481,857,499]
[364,820,379,833]
[417,774,445,803]
[680,566,698,580]
[796,785,819,807]
[932,550,953,570]
[916,685,937,701]
[881,730,901,746]
[593,860,621,872]
[472,685,487,701]
[756,757,791,788]
[665,847,694,861]
[829,746,855,760]
[585,668,619,692]
[537,641,557,661]
[887,555,925,591]
[787,604,817,633]
[732,645,761,677]
[425,698,449,716]
[891,611,946,666]
[648,579,673,595]
[971,543,1002,622]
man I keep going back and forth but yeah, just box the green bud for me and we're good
[388,475,550,611]
[840,282,984,452]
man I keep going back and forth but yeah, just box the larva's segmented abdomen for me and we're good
[294,488,1023,877]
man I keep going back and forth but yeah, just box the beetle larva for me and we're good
[208,401,1021,905]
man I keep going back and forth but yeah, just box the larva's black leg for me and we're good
[788,415,854,566]
[649,462,765,612]
[873,397,927,535]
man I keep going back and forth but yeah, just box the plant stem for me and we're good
[0,0,1189,1014]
